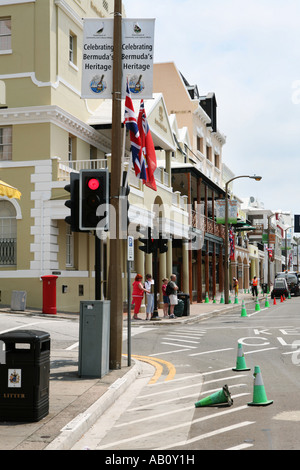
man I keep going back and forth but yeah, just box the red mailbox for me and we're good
[41,275,58,314]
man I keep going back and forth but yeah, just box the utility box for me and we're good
[11,290,27,311]
[0,330,50,422]
[78,300,110,378]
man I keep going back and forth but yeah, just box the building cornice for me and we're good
[0,105,111,150]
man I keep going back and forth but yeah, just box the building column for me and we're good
[159,251,167,307]
[212,243,216,298]
[166,239,172,277]
[182,241,189,294]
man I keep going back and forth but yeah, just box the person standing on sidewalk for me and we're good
[132,274,149,320]
[145,274,154,320]
[233,277,239,297]
[251,276,258,297]
[162,278,170,318]
[168,274,178,319]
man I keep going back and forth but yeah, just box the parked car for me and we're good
[275,272,300,296]
[271,278,289,299]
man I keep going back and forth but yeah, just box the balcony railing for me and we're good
[58,159,108,180]
[191,211,225,240]
[0,238,16,266]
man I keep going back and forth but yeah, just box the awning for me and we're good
[0,180,21,199]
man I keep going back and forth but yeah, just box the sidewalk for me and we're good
[0,291,265,450]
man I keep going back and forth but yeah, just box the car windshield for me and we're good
[275,280,286,287]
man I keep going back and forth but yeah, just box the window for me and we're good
[197,136,204,154]
[68,135,76,167]
[69,32,77,65]
[0,18,11,52]
[0,126,12,161]
[0,200,16,266]
[214,153,220,169]
[206,145,212,162]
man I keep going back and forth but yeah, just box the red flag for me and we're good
[138,100,157,191]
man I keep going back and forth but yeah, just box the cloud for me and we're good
[124,1,300,214]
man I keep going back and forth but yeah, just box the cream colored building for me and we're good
[0,0,190,312]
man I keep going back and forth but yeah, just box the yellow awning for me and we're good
[0,180,21,199]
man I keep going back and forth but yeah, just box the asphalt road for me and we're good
[72,297,300,451]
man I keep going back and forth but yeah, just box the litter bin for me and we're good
[0,330,50,422]
[177,293,190,316]
[174,299,184,317]
[41,275,58,314]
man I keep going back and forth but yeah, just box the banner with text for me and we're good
[215,199,238,224]
[81,18,155,100]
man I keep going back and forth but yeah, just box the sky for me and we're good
[124,0,300,218]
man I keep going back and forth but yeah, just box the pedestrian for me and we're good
[233,277,239,297]
[145,274,154,320]
[132,274,149,320]
[167,274,178,319]
[252,276,258,297]
[162,278,170,318]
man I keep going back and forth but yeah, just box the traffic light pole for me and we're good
[152,247,159,319]
[108,0,123,370]
[95,234,101,300]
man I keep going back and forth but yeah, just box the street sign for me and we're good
[127,236,134,261]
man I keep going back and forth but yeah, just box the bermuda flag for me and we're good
[124,80,147,181]
[138,100,157,191]
[229,226,235,261]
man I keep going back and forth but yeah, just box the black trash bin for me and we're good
[0,330,50,422]
[177,293,190,316]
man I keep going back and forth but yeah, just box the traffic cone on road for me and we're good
[232,343,250,371]
[205,292,209,303]
[241,300,247,317]
[265,295,270,308]
[220,293,224,304]
[234,294,239,304]
[288,292,291,299]
[273,297,277,305]
[195,384,233,407]
[213,296,216,304]
[255,297,261,312]
[247,366,273,406]
[280,295,284,303]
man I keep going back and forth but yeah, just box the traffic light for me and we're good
[79,169,109,231]
[158,236,169,254]
[64,172,80,232]
[137,226,158,254]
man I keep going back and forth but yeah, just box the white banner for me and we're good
[81,18,155,100]
[81,18,114,99]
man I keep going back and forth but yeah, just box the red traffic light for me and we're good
[87,178,100,191]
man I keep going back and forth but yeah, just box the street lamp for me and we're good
[224,175,262,304]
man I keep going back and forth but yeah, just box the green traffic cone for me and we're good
[213,296,216,304]
[288,292,291,299]
[232,343,251,371]
[247,366,273,406]
[241,300,247,317]
[265,295,270,308]
[205,292,209,303]
[255,297,261,312]
[195,384,233,408]
[234,294,239,304]
[228,296,232,304]
[220,293,224,304]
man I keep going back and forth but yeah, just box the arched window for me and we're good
[0,200,17,266]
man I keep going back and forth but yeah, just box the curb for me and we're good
[44,359,143,451]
